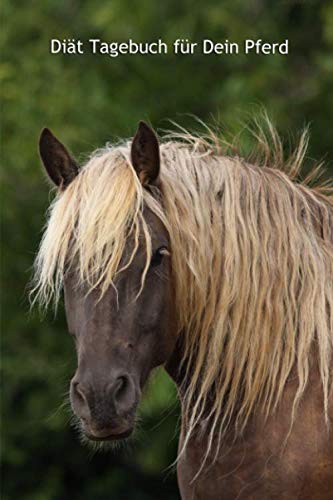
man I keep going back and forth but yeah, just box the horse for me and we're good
[33,120,333,499]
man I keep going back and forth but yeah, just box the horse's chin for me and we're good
[84,427,133,442]
[76,415,135,444]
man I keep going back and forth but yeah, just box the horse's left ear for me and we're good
[131,121,160,185]
[39,128,79,189]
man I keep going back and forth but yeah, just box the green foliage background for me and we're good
[2,1,333,499]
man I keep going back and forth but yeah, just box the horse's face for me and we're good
[63,207,176,441]
[39,121,178,442]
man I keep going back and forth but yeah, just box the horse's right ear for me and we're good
[39,128,79,188]
[131,121,160,185]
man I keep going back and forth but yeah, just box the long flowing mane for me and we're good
[32,121,333,464]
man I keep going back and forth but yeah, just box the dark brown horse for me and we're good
[34,121,333,499]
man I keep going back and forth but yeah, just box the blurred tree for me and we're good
[1,0,332,498]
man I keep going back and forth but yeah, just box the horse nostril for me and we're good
[114,376,128,401]
[111,375,136,414]
[72,381,88,406]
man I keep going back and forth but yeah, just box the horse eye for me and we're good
[150,246,170,267]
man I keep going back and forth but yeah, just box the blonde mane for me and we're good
[33,122,333,465]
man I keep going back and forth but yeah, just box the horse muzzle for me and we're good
[70,371,139,441]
